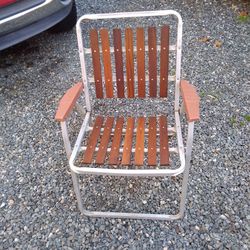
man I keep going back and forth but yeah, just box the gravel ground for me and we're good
[0,0,249,249]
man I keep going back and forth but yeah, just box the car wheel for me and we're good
[50,1,77,33]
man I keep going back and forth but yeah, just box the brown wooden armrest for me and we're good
[180,80,200,122]
[55,82,83,122]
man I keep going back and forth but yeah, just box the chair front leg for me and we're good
[60,121,72,160]
[179,121,194,217]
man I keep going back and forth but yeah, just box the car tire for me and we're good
[49,1,77,33]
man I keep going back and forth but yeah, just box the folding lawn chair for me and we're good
[55,10,200,220]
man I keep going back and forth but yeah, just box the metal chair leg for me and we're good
[71,171,84,213]
[179,121,194,217]
[61,121,72,160]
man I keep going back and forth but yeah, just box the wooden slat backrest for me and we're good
[113,29,125,98]
[160,25,170,97]
[100,29,114,98]
[89,25,170,99]
[148,27,157,97]
[89,29,103,98]
[125,28,135,98]
[136,28,146,98]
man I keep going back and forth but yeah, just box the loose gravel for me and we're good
[0,0,249,249]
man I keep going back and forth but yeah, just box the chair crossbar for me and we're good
[80,146,178,154]
[83,44,176,54]
[88,75,175,84]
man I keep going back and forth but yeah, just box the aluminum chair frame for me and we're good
[55,10,200,220]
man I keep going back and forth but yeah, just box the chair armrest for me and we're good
[55,82,83,122]
[180,80,200,122]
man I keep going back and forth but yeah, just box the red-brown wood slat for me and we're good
[109,117,124,165]
[148,27,157,97]
[148,117,157,166]
[113,29,125,98]
[82,116,103,164]
[136,28,145,98]
[121,117,134,165]
[100,29,114,98]
[134,117,145,166]
[159,116,170,165]
[160,25,170,97]
[95,117,114,164]
[125,28,135,98]
[89,29,103,98]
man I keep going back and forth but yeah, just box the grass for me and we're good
[244,114,250,122]
[237,11,249,23]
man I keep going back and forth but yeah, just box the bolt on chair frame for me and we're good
[55,10,200,220]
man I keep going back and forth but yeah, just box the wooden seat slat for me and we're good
[121,117,134,165]
[82,116,103,164]
[109,117,124,165]
[95,117,114,164]
[159,116,170,165]
[148,117,157,166]
[134,117,145,166]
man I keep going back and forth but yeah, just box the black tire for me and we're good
[50,1,77,33]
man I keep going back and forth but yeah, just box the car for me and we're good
[0,0,77,50]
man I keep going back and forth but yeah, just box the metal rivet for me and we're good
[139,48,142,51]
[163,147,166,149]
[151,78,154,81]
[129,78,131,81]
[140,78,143,81]
[118,79,120,81]
[105,49,107,52]
[94,50,96,52]
[116,49,119,51]
[163,47,166,50]
[162,77,165,80]
[151,48,153,50]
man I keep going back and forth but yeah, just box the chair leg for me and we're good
[61,121,72,160]
[179,121,194,217]
[180,102,185,116]
[71,171,84,213]
[69,170,183,220]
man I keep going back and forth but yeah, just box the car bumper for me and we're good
[0,0,73,50]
